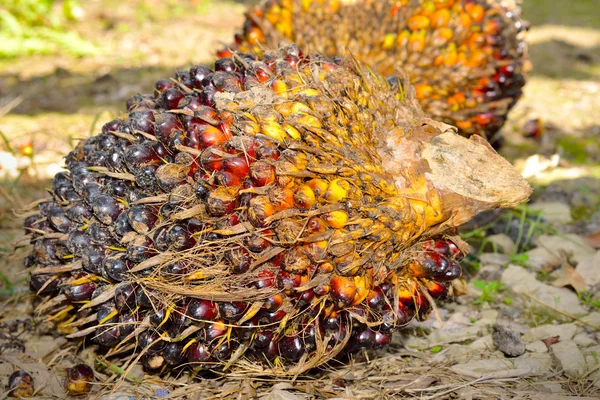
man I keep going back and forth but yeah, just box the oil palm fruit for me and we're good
[23,45,530,376]
[223,0,528,142]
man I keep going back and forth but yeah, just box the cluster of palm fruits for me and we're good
[23,45,529,375]
[223,0,528,142]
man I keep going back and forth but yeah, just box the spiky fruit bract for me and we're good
[24,45,530,376]
[224,0,528,142]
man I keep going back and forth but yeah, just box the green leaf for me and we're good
[0,130,15,155]
[472,280,487,290]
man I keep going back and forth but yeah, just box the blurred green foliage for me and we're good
[0,0,99,58]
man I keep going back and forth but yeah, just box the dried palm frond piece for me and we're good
[224,0,528,142]
[23,45,530,376]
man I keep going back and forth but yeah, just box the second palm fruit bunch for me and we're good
[224,0,528,142]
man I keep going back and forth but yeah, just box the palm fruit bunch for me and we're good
[22,44,530,376]
[223,0,528,141]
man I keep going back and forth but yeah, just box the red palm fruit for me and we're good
[276,270,303,292]
[187,300,218,322]
[322,311,342,331]
[314,284,330,296]
[200,149,224,172]
[237,318,259,341]
[297,290,315,307]
[374,330,392,349]
[279,335,305,360]
[245,230,273,253]
[138,331,166,354]
[65,364,94,395]
[253,330,275,348]
[159,87,185,110]
[259,308,286,323]
[154,79,175,94]
[349,328,376,352]
[447,241,460,257]
[64,280,97,302]
[199,126,230,149]
[219,111,235,137]
[263,340,280,360]
[203,321,228,343]
[424,280,448,299]
[8,370,34,398]
[255,142,280,160]
[263,293,284,311]
[224,156,251,177]
[255,269,276,288]
[187,342,212,363]
[214,343,233,362]
[225,247,251,274]
[366,288,386,310]
[94,305,120,347]
[219,301,247,320]
[215,171,243,187]
[124,143,161,174]
[114,283,137,311]
[206,188,237,216]
[330,275,357,308]
[250,161,276,186]
[162,342,186,365]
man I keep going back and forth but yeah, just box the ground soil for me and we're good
[0,1,598,399]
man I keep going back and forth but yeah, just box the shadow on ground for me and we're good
[1,64,196,115]
[528,40,599,81]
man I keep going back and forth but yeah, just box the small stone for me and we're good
[581,312,600,328]
[486,234,515,254]
[575,251,600,288]
[99,394,137,400]
[451,359,527,379]
[526,341,549,353]
[480,253,511,266]
[583,345,600,356]
[513,353,554,373]
[475,309,499,327]
[523,323,577,342]
[493,324,525,357]
[432,345,480,364]
[534,234,595,265]
[499,304,522,319]
[501,264,544,293]
[550,340,587,378]
[529,202,573,224]
[427,325,482,345]
[585,355,600,387]
[265,390,303,400]
[469,335,493,350]
[532,382,567,394]
[524,247,561,271]
[573,332,596,347]
[501,266,588,317]
[476,264,504,281]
